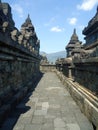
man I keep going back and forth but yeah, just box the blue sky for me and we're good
[3,0,98,53]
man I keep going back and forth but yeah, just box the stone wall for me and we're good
[56,70,98,130]
[40,64,56,72]
[73,59,98,95]
[56,59,98,96]
[0,40,40,102]
[0,1,40,101]
[0,1,41,125]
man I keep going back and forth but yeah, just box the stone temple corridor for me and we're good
[1,72,94,130]
[0,1,98,130]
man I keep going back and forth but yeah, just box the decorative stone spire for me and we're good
[74,28,76,34]
[70,28,78,42]
[25,14,31,24]
[21,14,34,29]
[28,14,30,19]
[20,15,39,50]
[66,29,82,57]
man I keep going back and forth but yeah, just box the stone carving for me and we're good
[11,29,20,41]
[2,21,8,32]
[18,34,24,44]
[0,1,40,55]
[20,14,40,54]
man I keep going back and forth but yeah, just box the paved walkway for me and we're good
[1,72,93,130]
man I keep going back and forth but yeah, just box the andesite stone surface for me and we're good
[1,72,93,130]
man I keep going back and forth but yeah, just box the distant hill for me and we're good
[40,50,66,63]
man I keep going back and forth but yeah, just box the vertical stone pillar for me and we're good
[68,67,72,78]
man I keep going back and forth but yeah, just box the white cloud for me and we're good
[11,4,24,18]
[50,26,64,32]
[68,17,77,25]
[77,0,98,11]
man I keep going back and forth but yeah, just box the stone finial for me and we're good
[73,28,76,35]
[26,14,31,23]
[28,14,30,19]
[70,28,78,42]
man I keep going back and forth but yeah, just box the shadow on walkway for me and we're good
[0,72,44,130]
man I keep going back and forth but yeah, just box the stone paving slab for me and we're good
[1,72,94,130]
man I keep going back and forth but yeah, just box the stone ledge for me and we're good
[55,70,98,129]
[73,57,98,64]
[0,41,40,62]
